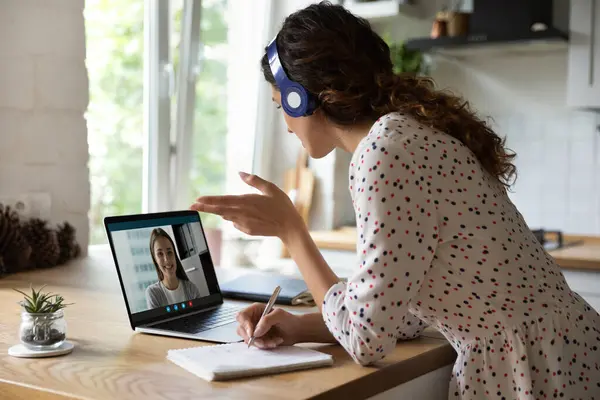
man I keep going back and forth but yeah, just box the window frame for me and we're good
[143,0,172,213]
[143,0,274,223]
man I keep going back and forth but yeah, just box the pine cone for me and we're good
[0,204,32,275]
[56,222,80,264]
[22,218,60,269]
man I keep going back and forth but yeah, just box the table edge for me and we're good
[309,340,456,400]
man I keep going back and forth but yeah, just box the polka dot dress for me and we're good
[321,112,600,399]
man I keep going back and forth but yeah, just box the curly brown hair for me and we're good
[261,1,517,187]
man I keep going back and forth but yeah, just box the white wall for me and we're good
[0,0,90,249]
[430,52,599,234]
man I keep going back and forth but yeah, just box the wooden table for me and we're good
[0,246,455,400]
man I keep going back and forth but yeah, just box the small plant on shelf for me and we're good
[381,33,430,76]
[14,285,72,350]
[388,41,430,76]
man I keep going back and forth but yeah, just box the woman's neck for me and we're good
[333,120,376,154]
[162,275,179,290]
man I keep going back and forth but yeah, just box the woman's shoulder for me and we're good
[370,112,433,140]
[351,112,422,165]
[145,281,162,294]
[181,279,194,288]
[181,279,201,295]
[180,279,194,290]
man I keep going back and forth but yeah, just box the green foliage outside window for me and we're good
[85,0,228,244]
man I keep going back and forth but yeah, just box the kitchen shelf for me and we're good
[405,29,569,58]
[342,0,409,20]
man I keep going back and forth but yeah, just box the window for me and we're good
[85,0,145,244]
[86,0,274,265]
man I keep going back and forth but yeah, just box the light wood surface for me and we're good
[0,382,77,400]
[0,245,455,400]
[310,227,357,252]
[310,228,600,271]
[549,244,600,271]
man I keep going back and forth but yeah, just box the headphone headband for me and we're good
[266,36,316,118]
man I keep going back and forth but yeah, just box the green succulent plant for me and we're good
[14,285,72,314]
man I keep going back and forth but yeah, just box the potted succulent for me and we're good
[14,285,71,350]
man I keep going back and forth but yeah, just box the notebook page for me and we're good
[168,342,332,375]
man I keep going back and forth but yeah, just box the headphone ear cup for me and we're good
[281,84,308,118]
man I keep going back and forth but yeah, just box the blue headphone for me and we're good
[266,36,317,118]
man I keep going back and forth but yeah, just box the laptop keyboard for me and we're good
[152,303,243,334]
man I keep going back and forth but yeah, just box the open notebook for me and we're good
[167,342,334,381]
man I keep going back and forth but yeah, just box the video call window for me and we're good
[110,221,214,314]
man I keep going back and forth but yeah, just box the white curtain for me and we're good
[225,0,275,189]
[223,0,275,238]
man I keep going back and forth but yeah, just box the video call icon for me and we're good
[181,303,186,309]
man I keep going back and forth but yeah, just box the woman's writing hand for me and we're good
[190,172,303,242]
[236,303,302,349]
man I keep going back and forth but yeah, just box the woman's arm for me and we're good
[282,224,340,311]
[295,312,338,343]
[312,142,437,366]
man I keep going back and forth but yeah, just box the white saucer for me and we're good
[8,341,74,358]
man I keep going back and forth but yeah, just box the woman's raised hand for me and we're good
[190,172,303,242]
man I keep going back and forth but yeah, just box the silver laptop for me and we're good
[104,210,243,343]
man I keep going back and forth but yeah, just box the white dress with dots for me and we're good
[321,112,600,399]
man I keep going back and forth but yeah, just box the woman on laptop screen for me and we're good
[145,228,202,309]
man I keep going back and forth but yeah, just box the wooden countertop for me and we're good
[0,245,455,400]
[310,228,600,272]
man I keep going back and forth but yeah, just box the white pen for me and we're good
[248,285,281,348]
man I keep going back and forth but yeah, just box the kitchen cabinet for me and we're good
[567,0,600,109]
[341,0,427,20]
[342,0,403,19]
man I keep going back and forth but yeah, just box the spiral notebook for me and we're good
[167,342,334,381]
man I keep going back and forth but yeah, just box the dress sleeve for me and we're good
[321,138,438,365]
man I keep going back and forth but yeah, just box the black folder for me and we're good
[219,273,314,306]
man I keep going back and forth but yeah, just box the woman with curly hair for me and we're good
[191,2,600,398]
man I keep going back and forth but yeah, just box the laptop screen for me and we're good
[105,212,223,326]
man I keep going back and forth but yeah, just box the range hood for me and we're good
[405,0,570,56]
